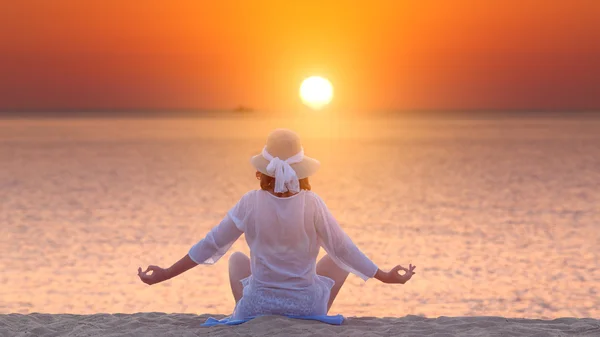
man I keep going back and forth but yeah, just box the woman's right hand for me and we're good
[138,265,170,285]
[375,264,417,284]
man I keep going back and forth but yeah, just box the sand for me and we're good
[2,313,599,337]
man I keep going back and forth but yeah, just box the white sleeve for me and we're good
[313,194,379,281]
[188,191,254,264]
[188,214,243,264]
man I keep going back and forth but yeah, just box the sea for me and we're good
[1,113,599,318]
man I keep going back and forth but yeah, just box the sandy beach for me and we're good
[2,313,600,336]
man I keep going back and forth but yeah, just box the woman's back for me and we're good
[228,189,378,289]
[242,190,320,289]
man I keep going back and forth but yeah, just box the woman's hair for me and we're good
[256,171,311,197]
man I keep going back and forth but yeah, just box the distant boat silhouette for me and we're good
[233,105,254,113]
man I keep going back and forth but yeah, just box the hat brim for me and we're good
[250,154,320,179]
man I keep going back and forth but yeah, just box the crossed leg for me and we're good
[315,254,350,311]
[228,251,251,304]
[228,252,349,312]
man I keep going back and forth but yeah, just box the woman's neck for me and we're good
[265,188,299,198]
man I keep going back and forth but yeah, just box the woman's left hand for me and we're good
[138,265,170,285]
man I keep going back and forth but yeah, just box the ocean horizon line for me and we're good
[0,108,599,119]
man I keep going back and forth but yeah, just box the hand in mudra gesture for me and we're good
[138,265,169,285]
[389,264,416,284]
[375,264,417,284]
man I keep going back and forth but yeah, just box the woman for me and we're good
[138,128,416,319]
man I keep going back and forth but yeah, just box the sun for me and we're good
[299,76,333,110]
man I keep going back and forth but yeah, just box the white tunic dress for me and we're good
[188,189,378,319]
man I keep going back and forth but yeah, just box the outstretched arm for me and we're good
[313,196,379,280]
[138,213,243,285]
[138,254,198,285]
[313,194,417,284]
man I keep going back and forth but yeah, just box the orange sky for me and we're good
[1,0,599,113]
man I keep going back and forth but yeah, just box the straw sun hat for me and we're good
[250,129,320,193]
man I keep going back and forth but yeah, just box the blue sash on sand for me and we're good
[201,314,345,326]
